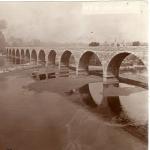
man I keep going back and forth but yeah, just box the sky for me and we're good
[0,1,148,43]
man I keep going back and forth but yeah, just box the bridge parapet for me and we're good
[6,45,148,50]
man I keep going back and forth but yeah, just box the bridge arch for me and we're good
[60,50,77,75]
[48,50,56,65]
[16,49,21,64]
[25,49,30,63]
[20,49,25,64]
[106,52,147,78]
[16,49,20,57]
[5,48,7,54]
[12,49,15,57]
[9,49,12,56]
[21,49,25,58]
[104,52,148,120]
[78,51,103,76]
[38,49,46,65]
[60,50,76,66]
[11,49,16,64]
[31,49,37,64]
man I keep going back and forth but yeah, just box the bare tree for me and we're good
[0,20,7,53]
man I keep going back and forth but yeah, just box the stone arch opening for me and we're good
[6,48,8,55]
[21,49,25,64]
[16,49,20,64]
[105,52,147,117]
[107,52,147,81]
[21,49,25,58]
[48,50,56,65]
[60,50,76,76]
[9,49,12,56]
[25,49,30,63]
[69,54,76,68]
[7,49,12,63]
[38,50,46,65]
[31,49,37,64]
[16,49,20,57]
[12,49,15,57]
[78,51,103,76]
[11,49,16,64]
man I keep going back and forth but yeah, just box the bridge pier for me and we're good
[103,69,119,88]
[45,61,48,67]
[45,55,49,67]
[58,59,61,71]
[75,66,79,76]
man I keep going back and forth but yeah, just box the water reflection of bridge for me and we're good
[6,46,148,87]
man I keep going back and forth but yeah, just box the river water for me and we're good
[0,55,148,149]
[0,55,148,125]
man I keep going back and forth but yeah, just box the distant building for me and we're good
[132,41,140,46]
[89,42,100,47]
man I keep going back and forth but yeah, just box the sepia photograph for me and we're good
[0,0,148,150]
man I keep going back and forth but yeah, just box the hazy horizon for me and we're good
[0,1,148,44]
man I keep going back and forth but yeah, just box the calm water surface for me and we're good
[0,55,148,125]
[0,55,148,149]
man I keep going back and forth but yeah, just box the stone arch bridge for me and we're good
[6,46,148,84]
